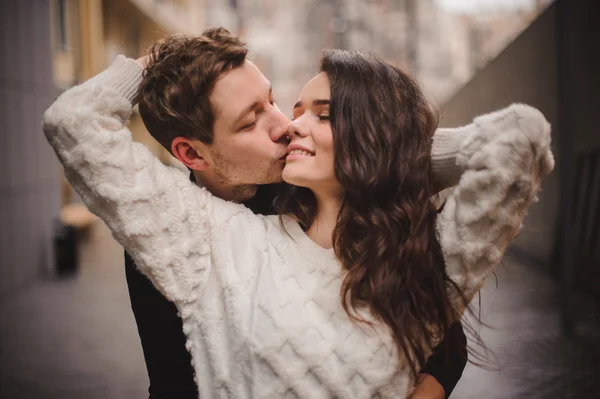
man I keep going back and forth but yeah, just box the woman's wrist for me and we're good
[431,125,476,191]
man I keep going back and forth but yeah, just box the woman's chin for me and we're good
[281,167,295,184]
[282,174,301,187]
[282,170,308,188]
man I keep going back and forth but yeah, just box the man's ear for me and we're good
[171,137,210,171]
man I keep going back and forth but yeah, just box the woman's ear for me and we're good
[171,137,210,171]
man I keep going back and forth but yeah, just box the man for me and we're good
[121,28,466,398]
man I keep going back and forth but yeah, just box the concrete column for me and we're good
[0,0,62,298]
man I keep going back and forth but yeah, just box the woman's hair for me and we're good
[275,49,469,378]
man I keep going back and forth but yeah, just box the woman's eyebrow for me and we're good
[293,99,331,109]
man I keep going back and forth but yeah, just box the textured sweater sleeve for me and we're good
[42,56,243,305]
[432,104,555,309]
[431,124,478,191]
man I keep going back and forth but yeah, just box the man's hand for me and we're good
[410,374,446,399]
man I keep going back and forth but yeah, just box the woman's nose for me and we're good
[288,118,309,138]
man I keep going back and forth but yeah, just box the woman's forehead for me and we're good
[298,72,330,101]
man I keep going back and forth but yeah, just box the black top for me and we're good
[125,183,467,399]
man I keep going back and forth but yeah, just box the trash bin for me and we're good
[53,218,78,276]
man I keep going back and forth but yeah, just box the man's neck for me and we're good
[306,193,342,249]
[193,171,258,203]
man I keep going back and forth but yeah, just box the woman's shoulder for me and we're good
[260,214,299,249]
[261,214,296,233]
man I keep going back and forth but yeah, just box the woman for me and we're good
[43,49,553,398]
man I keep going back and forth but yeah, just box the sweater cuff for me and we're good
[431,124,477,191]
[81,55,144,105]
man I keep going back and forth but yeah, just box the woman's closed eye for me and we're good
[291,111,329,122]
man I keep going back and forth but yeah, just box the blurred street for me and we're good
[0,223,148,399]
[1,221,599,399]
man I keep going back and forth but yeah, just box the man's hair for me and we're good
[138,28,248,152]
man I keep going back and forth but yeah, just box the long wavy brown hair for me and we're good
[275,50,470,378]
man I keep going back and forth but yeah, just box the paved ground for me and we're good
[452,256,600,398]
[1,221,598,399]
[0,222,148,399]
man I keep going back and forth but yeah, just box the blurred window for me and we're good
[57,0,68,50]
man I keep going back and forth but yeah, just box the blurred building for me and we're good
[228,0,549,111]
[0,0,60,298]
[346,0,549,103]
[51,0,211,167]
[49,0,237,226]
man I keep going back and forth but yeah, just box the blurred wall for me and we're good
[440,3,559,266]
[440,0,600,276]
[0,0,62,298]
[101,0,172,163]
[555,0,600,292]
[53,0,202,204]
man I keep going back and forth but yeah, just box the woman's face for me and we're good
[283,72,341,196]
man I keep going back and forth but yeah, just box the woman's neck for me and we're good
[306,193,342,249]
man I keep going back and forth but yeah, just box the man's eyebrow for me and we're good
[293,99,331,109]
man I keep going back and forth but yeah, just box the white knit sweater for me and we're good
[43,56,554,399]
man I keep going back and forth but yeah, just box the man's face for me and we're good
[207,60,290,186]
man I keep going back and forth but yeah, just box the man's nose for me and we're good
[270,124,290,144]
[269,109,292,143]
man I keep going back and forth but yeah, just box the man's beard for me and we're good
[212,156,283,186]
